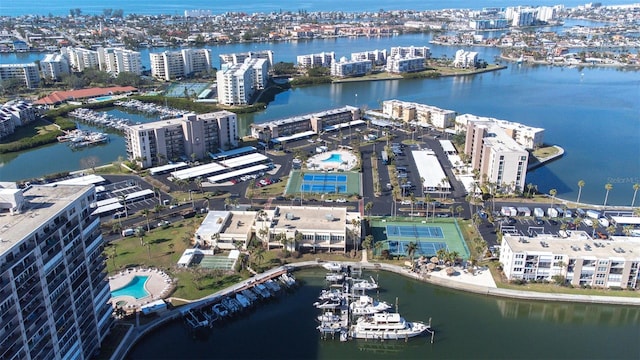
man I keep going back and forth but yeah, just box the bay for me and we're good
[1,1,637,17]
[127,268,640,360]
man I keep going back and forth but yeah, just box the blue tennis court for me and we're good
[386,225,444,238]
[301,184,347,193]
[303,174,347,182]
[386,240,448,257]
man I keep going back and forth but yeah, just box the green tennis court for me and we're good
[369,218,469,259]
[165,82,211,98]
[198,255,236,270]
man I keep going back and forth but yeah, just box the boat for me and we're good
[352,276,379,292]
[254,283,271,299]
[313,298,343,310]
[241,289,258,302]
[264,279,282,293]
[235,293,251,308]
[349,295,392,316]
[322,262,343,272]
[349,312,430,340]
[212,303,229,318]
[317,311,342,323]
[318,288,344,301]
[325,273,344,282]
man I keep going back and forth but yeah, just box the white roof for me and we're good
[207,164,268,183]
[411,150,450,190]
[272,130,316,143]
[323,119,365,132]
[149,162,188,175]
[195,211,230,238]
[219,153,268,168]
[439,140,456,153]
[178,248,199,266]
[611,216,640,225]
[47,174,106,186]
[90,202,124,216]
[171,162,226,180]
[92,189,154,208]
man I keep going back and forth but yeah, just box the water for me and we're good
[111,276,150,300]
[1,1,636,17]
[127,269,640,359]
[0,35,638,205]
[323,154,343,163]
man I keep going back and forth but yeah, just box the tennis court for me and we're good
[198,255,236,270]
[285,170,360,196]
[165,82,211,98]
[370,218,470,258]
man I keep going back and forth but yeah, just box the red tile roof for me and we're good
[35,86,138,105]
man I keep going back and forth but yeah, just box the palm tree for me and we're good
[365,201,373,219]
[362,235,374,257]
[456,205,464,218]
[153,186,162,205]
[576,180,585,204]
[211,232,221,250]
[202,195,210,212]
[405,241,418,261]
[118,194,129,218]
[253,247,265,266]
[141,209,151,231]
[436,248,448,264]
[351,219,361,251]
[526,183,534,198]
[374,241,383,258]
[631,183,640,207]
[603,183,613,206]
[549,189,557,210]
[135,227,146,246]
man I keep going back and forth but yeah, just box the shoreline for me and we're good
[112,261,640,359]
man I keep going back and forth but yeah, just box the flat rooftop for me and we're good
[0,185,92,253]
[272,206,347,232]
[503,232,640,260]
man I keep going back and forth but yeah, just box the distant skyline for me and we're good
[1,0,638,17]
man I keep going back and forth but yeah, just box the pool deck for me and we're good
[307,150,357,171]
[109,268,174,310]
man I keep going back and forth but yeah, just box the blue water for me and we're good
[93,96,114,101]
[322,153,343,163]
[111,275,150,299]
[2,0,635,16]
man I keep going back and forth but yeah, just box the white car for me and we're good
[335,198,347,203]
[401,200,412,205]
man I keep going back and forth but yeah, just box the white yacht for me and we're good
[325,273,344,282]
[322,262,343,272]
[349,312,430,340]
[352,276,379,291]
[349,295,392,316]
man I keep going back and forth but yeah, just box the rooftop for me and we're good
[271,205,348,232]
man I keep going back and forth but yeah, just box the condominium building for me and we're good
[219,50,274,68]
[255,206,361,253]
[350,49,387,66]
[125,111,238,169]
[456,113,544,149]
[0,63,40,89]
[61,47,100,72]
[382,100,456,129]
[250,106,360,143]
[0,100,37,140]
[499,232,640,289]
[389,46,431,59]
[453,49,479,68]
[150,48,212,81]
[40,53,70,80]
[97,47,143,75]
[464,118,529,192]
[385,55,426,73]
[216,58,268,106]
[330,57,372,77]
[296,52,335,68]
[0,183,113,359]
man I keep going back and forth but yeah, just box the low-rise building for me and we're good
[297,52,335,68]
[0,100,37,139]
[125,111,238,168]
[385,55,426,73]
[499,232,640,289]
[330,57,372,77]
[195,210,255,250]
[382,100,456,129]
[453,49,479,68]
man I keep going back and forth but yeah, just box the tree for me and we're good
[365,201,373,218]
[374,241,383,258]
[362,235,374,257]
[405,241,418,261]
[603,183,613,206]
[141,209,151,231]
[253,247,265,266]
[456,205,464,218]
[576,180,585,204]
[549,189,557,210]
[632,183,639,207]
[135,227,146,246]
[80,155,100,173]
[211,232,221,250]
[118,194,129,218]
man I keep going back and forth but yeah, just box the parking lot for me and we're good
[95,176,162,219]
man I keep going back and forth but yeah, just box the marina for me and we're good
[314,264,434,343]
[181,270,298,332]
[114,99,189,120]
[68,107,132,131]
[57,129,110,149]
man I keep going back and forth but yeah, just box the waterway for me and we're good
[1,1,637,17]
[127,268,640,359]
[1,34,638,205]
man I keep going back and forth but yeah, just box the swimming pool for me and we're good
[93,95,114,102]
[322,153,343,163]
[111,275,150,299]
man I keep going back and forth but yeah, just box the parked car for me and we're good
[122,228,134,237]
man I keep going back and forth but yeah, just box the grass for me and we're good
[533,145,560,159]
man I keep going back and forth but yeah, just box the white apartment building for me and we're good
[216,58,268,106]
[255,206,361,253]
[195,211,255,250]
[0,100,37,139]
[389,46,431,59]
[500,232,640,289]
[150,49,212,81]
[382,100,456,129]
[61,47,99,72]
[40,53,70,80]
[385,55,426,73]
[330,57,372,77]
[465,118,529,192]
[456,113,544,149]
[453,49,479,68]
[219,50,274,68]
[97,47,142,75]
[350,49,387,66]
[0,63,40,89]
[0,183,113,359]
[125,111,238,168]
[296,52,335,68]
